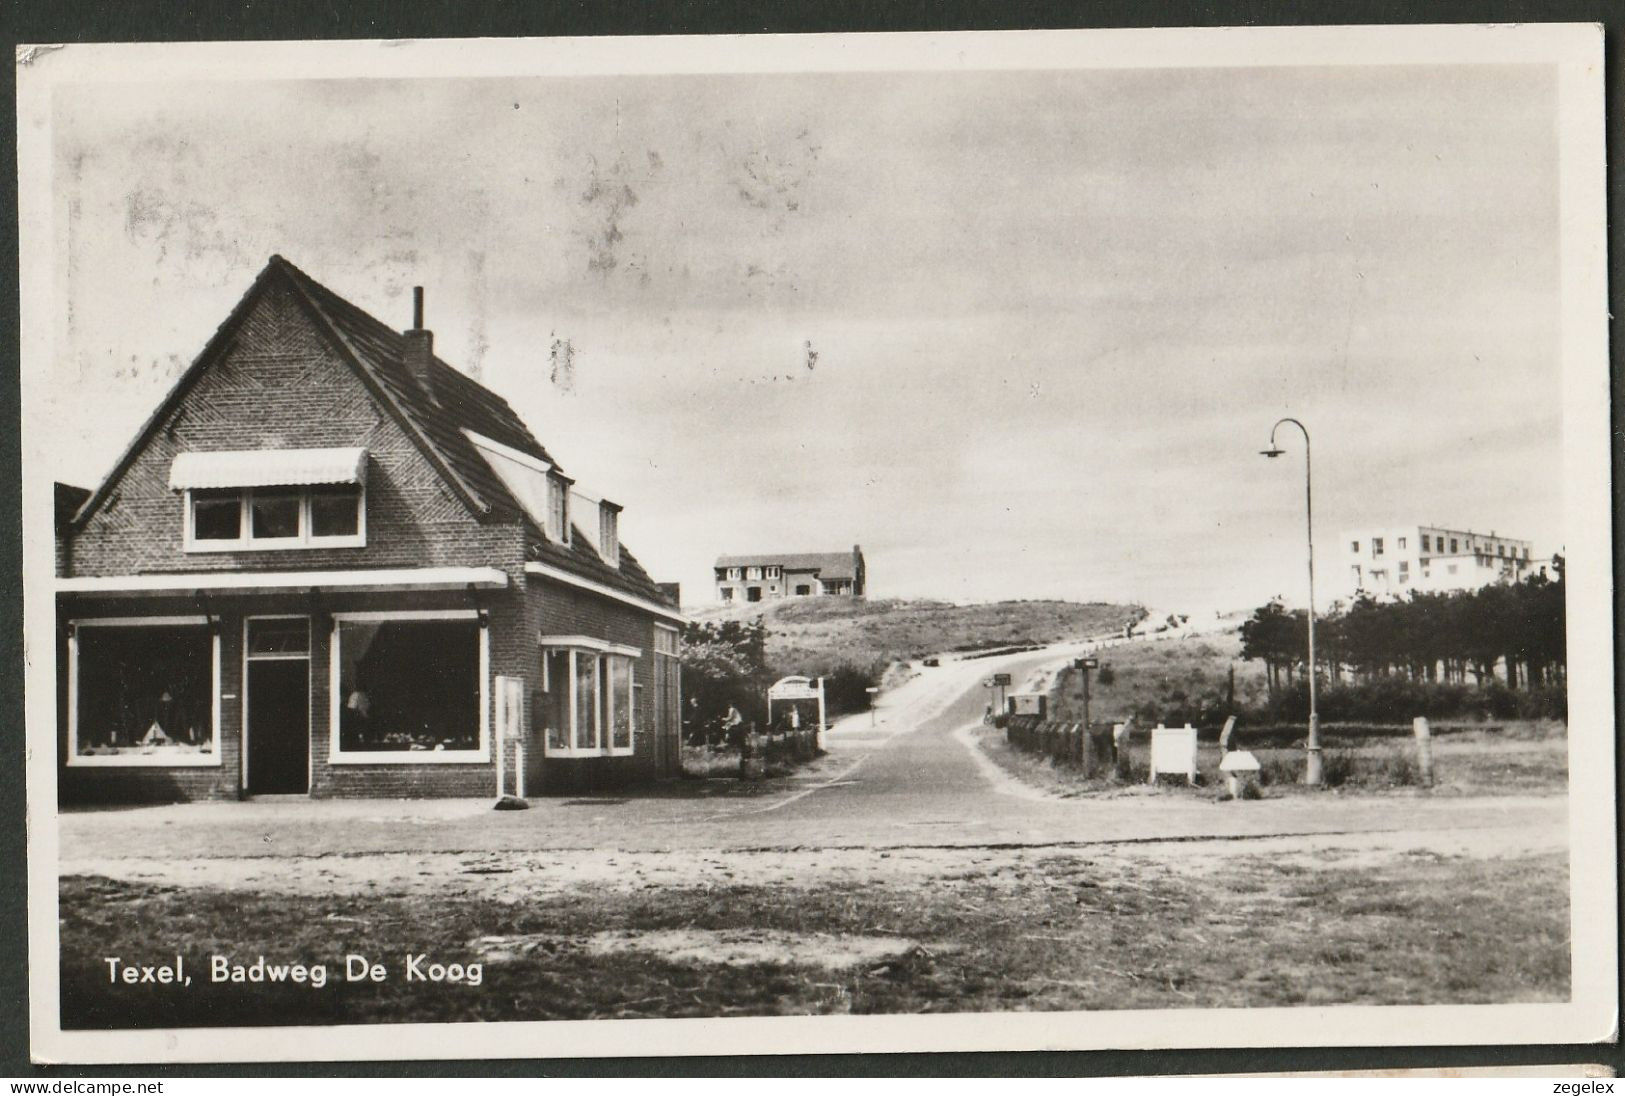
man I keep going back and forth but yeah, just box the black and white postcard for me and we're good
[17,25,1615,1065]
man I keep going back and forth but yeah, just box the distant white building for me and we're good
[1340,525,1548,600]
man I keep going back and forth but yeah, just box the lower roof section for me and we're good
[524,561,684,624]
[56,566,509,598]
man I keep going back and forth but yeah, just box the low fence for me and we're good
[1003,715,1118,778]
[1006,713,1457,788]
[742,727,822,769]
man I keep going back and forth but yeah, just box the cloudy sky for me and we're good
[39,59,1562,611]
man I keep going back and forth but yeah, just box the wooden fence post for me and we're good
[1413,716,1434,786]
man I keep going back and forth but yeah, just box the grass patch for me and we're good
[60,848,1569,1027]
[694,597,1141,677]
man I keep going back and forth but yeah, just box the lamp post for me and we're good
[1260,417,1322,786]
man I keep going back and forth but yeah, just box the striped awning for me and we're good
[168,447,368,491]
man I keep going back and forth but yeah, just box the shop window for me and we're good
[539,644,637,757]
[330,612,487,762]
[795,584,811,596]
[186,484,364,551]
[69,617,219,766]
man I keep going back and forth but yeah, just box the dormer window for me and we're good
[547,475,570,545]
[171,448,367,552]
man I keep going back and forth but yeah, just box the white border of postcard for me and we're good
[19,23,1616,1064]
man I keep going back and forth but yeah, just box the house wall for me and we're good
[67,279,519,578]
[57,584,530,804]
[526,576,679,794]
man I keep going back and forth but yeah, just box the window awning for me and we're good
[168,447,368,491]
[57,566,508,597]
[539,634,643,658]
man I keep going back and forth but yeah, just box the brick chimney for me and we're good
[402,286,437,404]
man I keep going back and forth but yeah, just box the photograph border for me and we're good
[9,13,1620,1074]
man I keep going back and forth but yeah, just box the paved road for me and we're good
[57,638,1568,863]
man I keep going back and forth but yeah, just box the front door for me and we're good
[245,617,310,795]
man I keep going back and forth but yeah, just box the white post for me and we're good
[1413,716,1434,786]
[817,677,827,747]
[493,675,507,799]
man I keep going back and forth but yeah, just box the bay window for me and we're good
[68,616,220,766]
[329,610,488,762]
[539,638,639,757]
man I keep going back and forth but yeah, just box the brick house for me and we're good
[55,255,683,802]
[713,548,866,604]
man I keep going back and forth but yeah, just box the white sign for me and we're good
[1219,749,1261,773]
[1149,723,1199,784]
[768,676,821,701]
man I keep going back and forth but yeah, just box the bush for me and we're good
[820,662,882,716]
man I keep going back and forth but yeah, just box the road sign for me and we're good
[992,673,1012,686]
[1074,657,1100,670]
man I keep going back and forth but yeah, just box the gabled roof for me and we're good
[715,551,858,581]
[70,255,673,608]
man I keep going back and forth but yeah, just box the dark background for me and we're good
[3,0,1620,1079]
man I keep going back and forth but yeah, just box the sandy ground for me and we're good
[62,818,1565,904]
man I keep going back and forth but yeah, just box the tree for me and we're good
[679,618,772,747]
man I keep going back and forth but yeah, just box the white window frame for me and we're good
[746,566,763,580]
[539,637,641,758]
[184,485,366,552]
[327,609,490,765]
[726,567,742,581]
[66,615,222,767]
[765,565,782,579]
[547,475,571,546]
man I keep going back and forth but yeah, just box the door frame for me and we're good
[242,614,313,795]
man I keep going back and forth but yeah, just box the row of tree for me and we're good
[1239,561,1566,695]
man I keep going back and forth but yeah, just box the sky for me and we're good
[38,61,1563,613]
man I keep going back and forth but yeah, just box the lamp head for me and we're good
[1259,447,1285,459]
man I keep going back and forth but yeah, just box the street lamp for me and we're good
[1260,416,1322,786]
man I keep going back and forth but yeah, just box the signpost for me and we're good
[986,672,1012,717]
[1072,656,1099,733]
